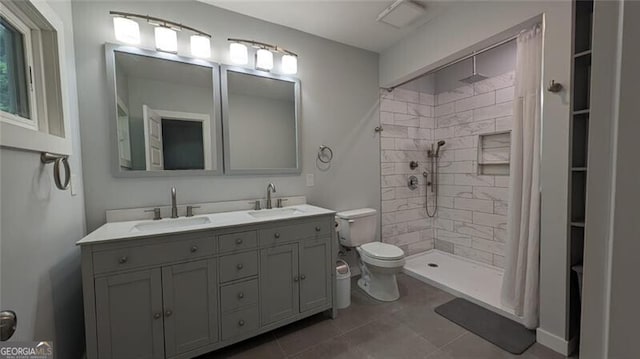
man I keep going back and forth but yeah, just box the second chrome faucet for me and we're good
[266,183,277,209]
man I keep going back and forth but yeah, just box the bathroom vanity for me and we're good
[78,205,336,359]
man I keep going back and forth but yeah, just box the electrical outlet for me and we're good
[306,173,314,187]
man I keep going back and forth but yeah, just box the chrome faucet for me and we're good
[266,183,277,209]
[171,187,178,218]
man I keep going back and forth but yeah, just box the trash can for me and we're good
[336,260,351,309]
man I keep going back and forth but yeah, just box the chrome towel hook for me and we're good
[41,152,71,190]
[317,145,334,164]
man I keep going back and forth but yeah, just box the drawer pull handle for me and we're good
[165,309,173,317]
[293,276,299,282]
[238,320,245,326]
[190,245,199,253]
[237,292,245,299]
[118,256,128,264]
[315,226,321,232]
[274,232,281,239]
[301,274,306,280]
[235,238,243,245]
[153,313,161,320]
[237,263,244,270]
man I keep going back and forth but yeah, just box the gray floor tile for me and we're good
[391,301,466,348]
[289,336,368,359]
[198,332,285,359]
[274,313,342,357]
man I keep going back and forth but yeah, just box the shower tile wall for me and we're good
[433,71,515,267]
[379,89,435,256]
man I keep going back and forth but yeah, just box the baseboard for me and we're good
[536,328,575,356]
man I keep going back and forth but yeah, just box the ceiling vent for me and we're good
[376,0,426,29]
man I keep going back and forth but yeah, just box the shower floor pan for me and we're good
[403,249,522,324]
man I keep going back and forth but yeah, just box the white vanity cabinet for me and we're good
[80,213,336,359]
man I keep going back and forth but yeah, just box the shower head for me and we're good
[435,140,446,156]
[460,55,488,84]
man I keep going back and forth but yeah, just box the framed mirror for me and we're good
[106,44,222,177]
[221,66,301,175]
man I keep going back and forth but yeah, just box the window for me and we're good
[0,1,71,155]
[0,10,36,129]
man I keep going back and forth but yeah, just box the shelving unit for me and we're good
[568,0,593,352]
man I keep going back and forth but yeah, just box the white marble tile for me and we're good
[435,127,453,139]
[494,201,508,215]
[393,113,420,127]
[381,188,395,200]
[395,208,428,222]
[439,185,473,198]
[473,102,513,121]
[381,162,395,175]
[433,218,454,231]
[455,174,494,186]
[492,254,505,268]
[382,222,408,237]
[454,197,494,213]
[420,92,435,106]
[437,85,474,105]
[382,212,396,225]
[439,161,474,174]
[453,119,496,137]
[471,238,505,256]
[380,138,395,150]
[392,88,420,103]
[380,98,408,113]
[389,231,422,246]
[473,212,507,228]
[473,186,509,201]
[436,110,473,128]
[494,176,510,187]
[473,71,515,94]
[454,221,494,240]
[380,111,394,125]
[496,86,515,103]
[407,218,431,232]
[454,245,493,265]
[454,91,496,112]
[434,102,454,117]
[444,135,475,149]
[381,150,412,162]
[419,117,435,129]
[395,139,420,151]
[436,229,472,247]
[380,124,408,138]
[408,127,432,139]
[382,174,407,187]
[494,227,507,242]
[437,207,473,223]
[495,116,513,131]
[454,148,477,161]
[408,103,433,117]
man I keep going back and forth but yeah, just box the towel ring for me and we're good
[317,145,333,164]
[41,153,71,190]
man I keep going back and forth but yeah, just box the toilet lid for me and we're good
[360,242,404,260]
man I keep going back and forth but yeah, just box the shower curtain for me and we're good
[501,25,542,329]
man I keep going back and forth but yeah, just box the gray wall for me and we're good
[0,1,86,358]
[379,1,574,353]
[72,1,380,233]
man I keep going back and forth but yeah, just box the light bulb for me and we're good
[255,48,273,71]
[229,43,248,65]
[113,17,140,44]
[190,35,211,58]
[281,54,298,74]
[155,26,177,53]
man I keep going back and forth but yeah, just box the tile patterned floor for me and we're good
[199,274,567,359]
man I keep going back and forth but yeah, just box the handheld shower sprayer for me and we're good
[426,140,446,217]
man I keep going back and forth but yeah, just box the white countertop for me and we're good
[77,204,336,246]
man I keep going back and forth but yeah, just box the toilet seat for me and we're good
[360,242,404,260]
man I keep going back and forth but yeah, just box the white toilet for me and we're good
[336,208,405,302]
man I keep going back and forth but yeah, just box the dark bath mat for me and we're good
[435,298,536,354]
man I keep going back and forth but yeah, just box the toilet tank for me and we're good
[336,208,378,247]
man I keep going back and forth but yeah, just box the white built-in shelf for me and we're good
[478,161,510,165]
[572,167,587,172]
[571,222,586,228]
[574,49,592,58]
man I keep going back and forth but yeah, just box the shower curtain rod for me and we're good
[385,35,518,92]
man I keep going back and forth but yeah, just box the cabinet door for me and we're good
[299,237,331,312]
[260,243,299,325]
[162,259,218,357]
[95,269,164,359]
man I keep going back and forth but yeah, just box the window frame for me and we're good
[0,6,39,130]
[0,1,72,156]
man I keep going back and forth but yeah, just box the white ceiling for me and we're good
[199,1,449,53]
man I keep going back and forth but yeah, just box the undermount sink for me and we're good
[131,216,211,232]
[248,207,304,219]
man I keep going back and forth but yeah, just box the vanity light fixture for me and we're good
[110,11,212,57]
[255,49,274,71]
[154,25,178,53]
[113,17,140,44]
[229,43,249,64]
[228,38,298,74]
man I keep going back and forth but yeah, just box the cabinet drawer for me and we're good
[219,231,257,253]
[219,251,258,283]
[220,279,258,312]
[93,237,215,274]
[221,306,259,341]
[259,220,331,246]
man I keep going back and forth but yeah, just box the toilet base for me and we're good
[357,272,400,302]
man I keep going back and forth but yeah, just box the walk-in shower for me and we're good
[424,140,445,217]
